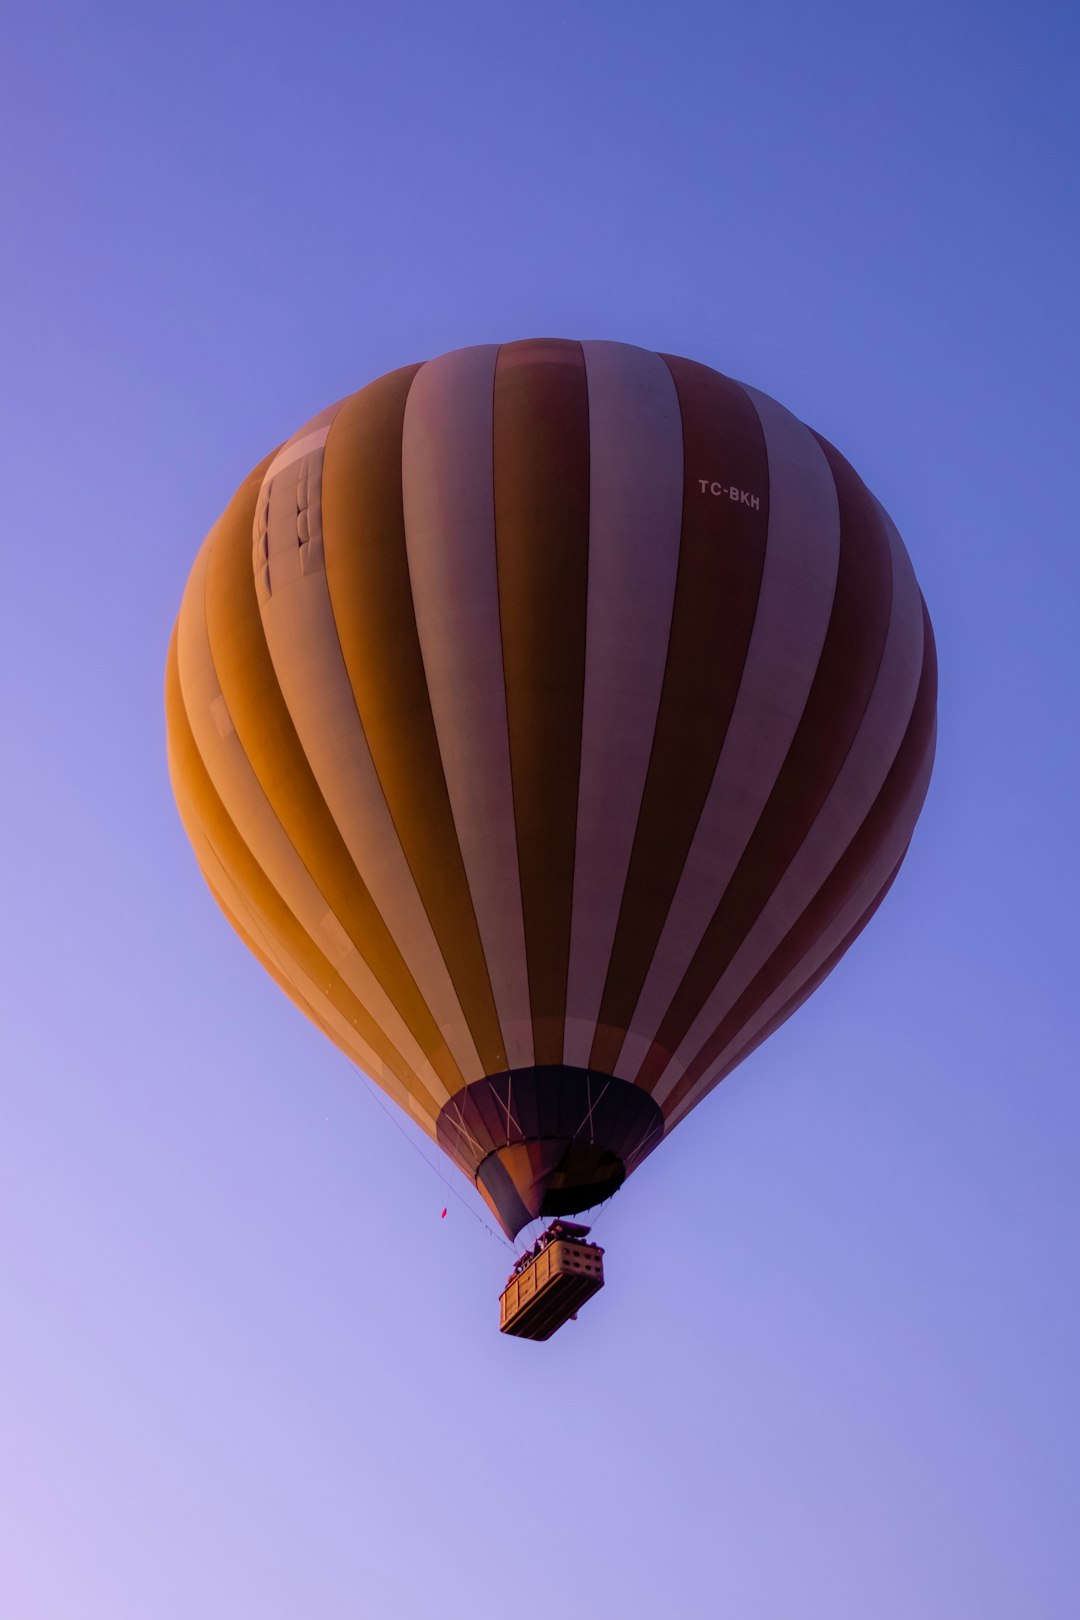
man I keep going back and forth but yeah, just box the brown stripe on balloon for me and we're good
[661,605,936,1118]
[665,853,907,1133]
[321,365,506,1074]
[635,428,895,1091]
[493,340,592,1064]
[165,628,443,1122]
[200,428,463,1094]
[589,355,770,1076]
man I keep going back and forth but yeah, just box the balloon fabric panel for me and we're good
[492,339,591,1066]
[400,346,535,1073]
[563,341,684,1070]
[322,367,507,1078]
[166,340,937,1239]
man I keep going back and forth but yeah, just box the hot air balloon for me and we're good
[166,339,936,1337]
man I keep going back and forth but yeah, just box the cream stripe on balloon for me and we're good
[401,345,534,1070]
[561,342,683,1068]
[175,526,450,1104]
[255,414,484,1083]
[651,507,926,1107]
[262,402,343,481]
[613,384,841,1080]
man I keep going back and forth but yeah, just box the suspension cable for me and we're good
[342,1057,512,1249]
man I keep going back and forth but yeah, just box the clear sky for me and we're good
[2,3,1077,1616]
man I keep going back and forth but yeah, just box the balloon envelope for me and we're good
[166,339,936,1238]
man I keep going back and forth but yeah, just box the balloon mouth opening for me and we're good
[436,1065,665,1240]
[537,1142,626,1216]
[474,1141,627,1238]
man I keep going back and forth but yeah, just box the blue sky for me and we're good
[2,3,1077,1616]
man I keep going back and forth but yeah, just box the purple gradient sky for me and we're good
[2,3,1078,1616]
